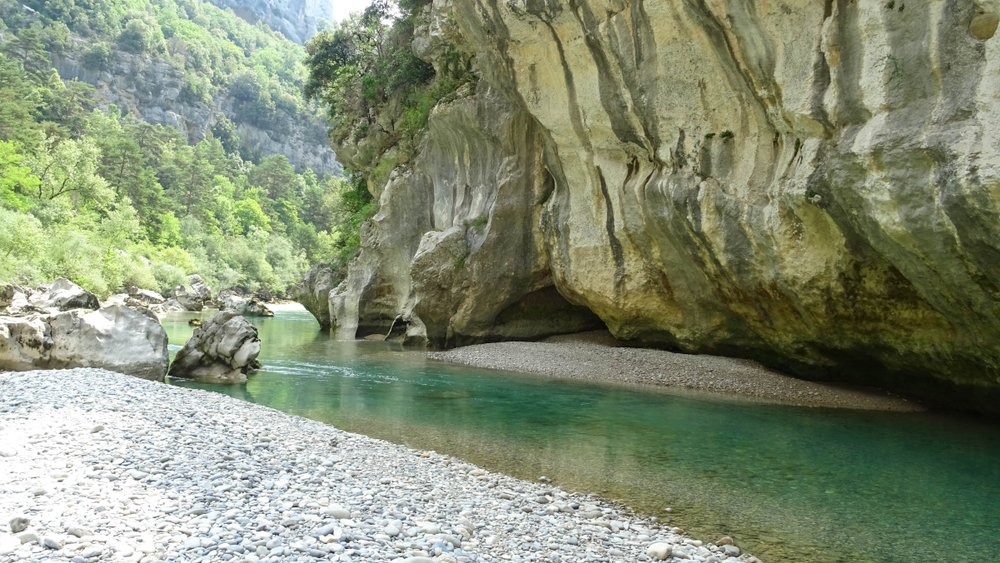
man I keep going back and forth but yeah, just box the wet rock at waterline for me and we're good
[221,295,274,317]
[169,311,261,383]
[169,274,213,312]
[0,305,169,380]
[289,261,343,329]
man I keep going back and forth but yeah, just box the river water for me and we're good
[164,309,1000,563]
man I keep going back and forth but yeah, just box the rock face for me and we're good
[28,279,99,312]
[221,296,274,317]
[324,0,1000,414]
[204,0,334,45]
[169,275,213,312]
[0,305,169,381]
[289,262,344,329]
[50,43,339,176]
[169,311,261,383]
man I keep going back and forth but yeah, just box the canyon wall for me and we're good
[326,0,1000,413]
[52,47,340,175]
[206,0,334,44]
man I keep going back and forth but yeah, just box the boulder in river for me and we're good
[127,286,166,305]
[221,295,274,317]
[0,305,169,381]
[28,278,99,311]
[289,261,343,329]
[168,311,261,383]
[169,274,212,311]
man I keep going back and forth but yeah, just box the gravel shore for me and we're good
[1,369,757,563]
[429,333,920,412]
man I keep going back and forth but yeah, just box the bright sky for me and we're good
[331,0,374,24]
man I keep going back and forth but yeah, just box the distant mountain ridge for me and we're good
[1,0,341,175]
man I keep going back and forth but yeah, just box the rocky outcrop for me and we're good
[168,311,261,383]
[205,0,334,45]
[169,275,213,312]
[324,0,1000,414]
[28,278,99,312]
[50,43,340,176]
[221,296,274,317]
[0,305,169,381]
[289,261,344,329]
[327,82,602,345]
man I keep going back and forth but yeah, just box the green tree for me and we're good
[233,198,270,234]
[209,113,242,156]
[0,140,37,210]
[25,137,113,209]
[0,26,49,76]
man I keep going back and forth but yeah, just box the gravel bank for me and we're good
[0,369,758,563]
[429,334,920,412]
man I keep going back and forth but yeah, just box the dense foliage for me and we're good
[0,0,326,159]
[0,4,367,298]
[303,0,474,190]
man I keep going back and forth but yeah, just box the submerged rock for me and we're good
[169,311,261,383]
[0,305,169,381]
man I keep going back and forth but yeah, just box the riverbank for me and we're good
[0,369,756,563]
[429,333,920,412]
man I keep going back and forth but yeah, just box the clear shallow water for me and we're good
[164,310,1000,563]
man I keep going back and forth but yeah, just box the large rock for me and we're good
[168,311,261,383]
[127,286,166,305]
[28,278,99,311]
[289,261,343,329]
[326,0,1000,414]
[221,296,274,317]
[0,283,33,314]
[0,315,50,369]
[169,274,213,312]
[0,305,169,381]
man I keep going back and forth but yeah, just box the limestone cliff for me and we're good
[325,0,1000,414]
[206,0,334,45]
[52,46,340,176]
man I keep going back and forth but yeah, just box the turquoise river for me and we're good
[163,309,1000,563]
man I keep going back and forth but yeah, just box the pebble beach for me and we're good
[0,369,756,563]
[429,333,920,412]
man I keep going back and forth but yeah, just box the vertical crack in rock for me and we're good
[597,168,626,289]
[541,20,593,153]
[684,0,783,134]
[568,0,650,151]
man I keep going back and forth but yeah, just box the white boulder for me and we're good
[0,305,169,381]
[28,278,99,311]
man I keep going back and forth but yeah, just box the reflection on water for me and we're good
[164,310,1000,563]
